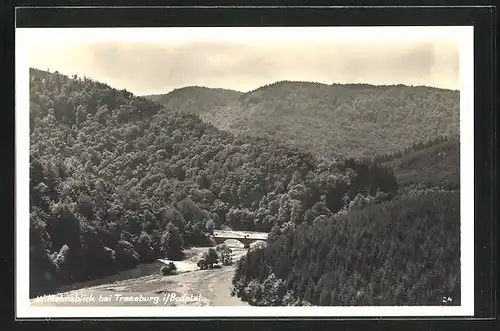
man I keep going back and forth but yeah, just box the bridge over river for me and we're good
[212,230,268,248]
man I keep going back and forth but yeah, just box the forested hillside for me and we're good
[228,92,461,306]
[232,191,460,306]
[145,86,242,117]
[29,69,398,297]
[147,81,460,158]
[231,135,461,306]
[383,138,460,190]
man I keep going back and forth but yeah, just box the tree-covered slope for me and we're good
[232,191,460,306]
[29,69,398,297]
[152,80,459,159]
[231,133,461,306]
[144,86,242,117]
[230,134,461,307]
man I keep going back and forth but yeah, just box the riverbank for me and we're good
[30,241,257,307]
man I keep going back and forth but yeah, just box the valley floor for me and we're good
[30,244,250,307]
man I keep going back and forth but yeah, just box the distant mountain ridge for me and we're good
[145,80,460,158]
[145,86,242,117]
[243,80,458,94]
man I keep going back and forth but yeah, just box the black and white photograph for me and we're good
[16,25,474,318]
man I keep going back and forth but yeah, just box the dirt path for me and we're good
[189,266,247,306]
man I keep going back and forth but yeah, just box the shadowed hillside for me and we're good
[384,138,460,190]
[148,80,459,159]
[232,190,460,306]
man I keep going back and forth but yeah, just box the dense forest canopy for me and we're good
[231,133,461,306]
[145,80,460,159]
[230,126,461,306]
[29,68,401,297]
[232,191,460,306]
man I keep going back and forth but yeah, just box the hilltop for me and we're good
[144,86,242,117]
[146,80,460,158]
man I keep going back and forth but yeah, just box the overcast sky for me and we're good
[21,27,462,95]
